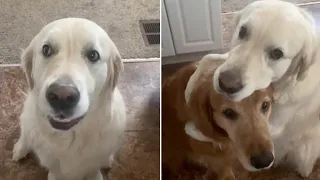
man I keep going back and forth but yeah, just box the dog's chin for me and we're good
[48,114,86,131]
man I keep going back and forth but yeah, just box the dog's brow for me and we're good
[82,43,99,55]
[42,40,59,55]
[43,37,59,47]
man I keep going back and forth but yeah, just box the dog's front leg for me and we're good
[12,128,30,161]
[85,170,104,180]
[288,133,320,177]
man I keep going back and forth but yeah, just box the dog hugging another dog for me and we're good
[162,0,320,179]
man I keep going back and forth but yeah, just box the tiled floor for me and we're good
[0,61,160,180]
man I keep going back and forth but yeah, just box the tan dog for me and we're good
[12,18,126,180]
[162,57,274,180]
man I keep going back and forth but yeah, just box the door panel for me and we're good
[165,0,223,54]
[161,0,176,57]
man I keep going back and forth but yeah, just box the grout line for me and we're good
[125,129,159,132]
[0,63,20,67]
[0,57,160,68]
[221,1,320,15]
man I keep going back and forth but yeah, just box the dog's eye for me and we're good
[87,50,100,62]
[261,101,270,113]
[238,25,248,39]
[269,48,283,60]
[42,45,53,57]
[222,108,238,120]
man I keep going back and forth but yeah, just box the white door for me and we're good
[164,0,223,54]
[161,0,176,57]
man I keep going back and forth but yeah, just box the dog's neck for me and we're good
[272,63,320,105]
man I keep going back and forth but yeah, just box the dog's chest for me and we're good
[270,95,320,144]
[34,129,117,175]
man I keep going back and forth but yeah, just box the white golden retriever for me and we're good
[12,18,126,180]
[186,0,320,177]
[208,0,320,177]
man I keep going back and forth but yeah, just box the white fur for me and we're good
[184,121,223,151]
[184,121,213,142]
[12,18,126,180]
[208,0,320,177]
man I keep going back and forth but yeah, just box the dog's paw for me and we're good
[109,154,115,167]
[12,141,28,161]
[297,167,313,178]
[86,170,104,180]
[47,172,57,180]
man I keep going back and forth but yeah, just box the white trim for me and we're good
[0,58,160,67]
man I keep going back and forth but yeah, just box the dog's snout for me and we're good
[46,77,80,112]
[218,69,243,94]
[250,152,274,169]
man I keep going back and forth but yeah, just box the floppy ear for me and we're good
[295,8,318,81]
[233,10,242,28]
[187,79,228,142]
[106,44,124,90]
[232,2,255,28]
[21,41,35,89]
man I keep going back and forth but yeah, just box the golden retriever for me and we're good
[12,18,126,180]
[201,0,320,177]
[162,57,274,180]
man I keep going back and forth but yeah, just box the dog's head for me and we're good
[187,70,274,171]
[213,0,318,101]
[21,18,123,130]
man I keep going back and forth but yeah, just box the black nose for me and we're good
[250,152,274,169]
[46,77,80,113]
[218,69,243,94]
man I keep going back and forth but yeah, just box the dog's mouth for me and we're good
[48,114,86,130]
